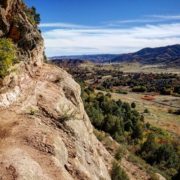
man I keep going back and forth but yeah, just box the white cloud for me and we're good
[149,15,180,20]
[39,22,92,29]
[106,19,162,26]
[42,22,180,56]
[106,14,180,27]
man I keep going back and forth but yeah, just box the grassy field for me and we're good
[81,62,180,74]
[96,90,180,136]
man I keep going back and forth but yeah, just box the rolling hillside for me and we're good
[112,44,180,66]
[51,45,180,66]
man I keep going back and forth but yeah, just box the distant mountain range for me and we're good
[112,44,180,66]
[50,44,180,66]
[50,54,118,63]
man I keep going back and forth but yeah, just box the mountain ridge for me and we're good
[112,44,180,66]
[51,44,180,66]
[50,54,119,63]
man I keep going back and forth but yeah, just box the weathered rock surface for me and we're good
[0,64,112,180]
[0,0,44,69]
[0,0,112,179]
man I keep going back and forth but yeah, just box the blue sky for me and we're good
[25,0,180,56]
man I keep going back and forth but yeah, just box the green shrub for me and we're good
[138,133,179,179]
[144,108,150,113]
[115,147,127,161]
[131,123,143,140]
[0,38,16,78]
[132,86,147,92]
[127,153,167,180]
[93,129,106,142]
[57,106,77,123]
[24,5,41,25]
[29,109,36,115]
[28,107,38,116]
[111,161,129,180]
[131,102,136,108]
[82,87,144,143]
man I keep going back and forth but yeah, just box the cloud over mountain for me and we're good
[41,16,180,56]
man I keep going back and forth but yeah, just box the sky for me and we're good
[25,0,180,57]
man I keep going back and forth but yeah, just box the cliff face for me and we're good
[0,0,44,68]
[0,0,112,179]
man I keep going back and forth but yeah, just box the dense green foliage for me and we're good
[82,87,144,143]
[0,38,16,78]
[138,131,180,178]
[111,162,129,180]
[69,67,180,96]
[81,86,180,179]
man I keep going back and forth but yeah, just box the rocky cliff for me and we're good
[0,0,112,179]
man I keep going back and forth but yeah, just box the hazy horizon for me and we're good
[49,44,180,57]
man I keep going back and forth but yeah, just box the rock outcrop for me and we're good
[0,0,112,179]
[0,0,44,69]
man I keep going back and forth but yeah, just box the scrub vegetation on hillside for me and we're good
[81,85,180,179]
[0,38,17,78]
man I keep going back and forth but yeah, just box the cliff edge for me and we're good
[0,0,112,179]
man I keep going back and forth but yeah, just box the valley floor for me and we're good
[80,62,180,74]
[96,90,180,136]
